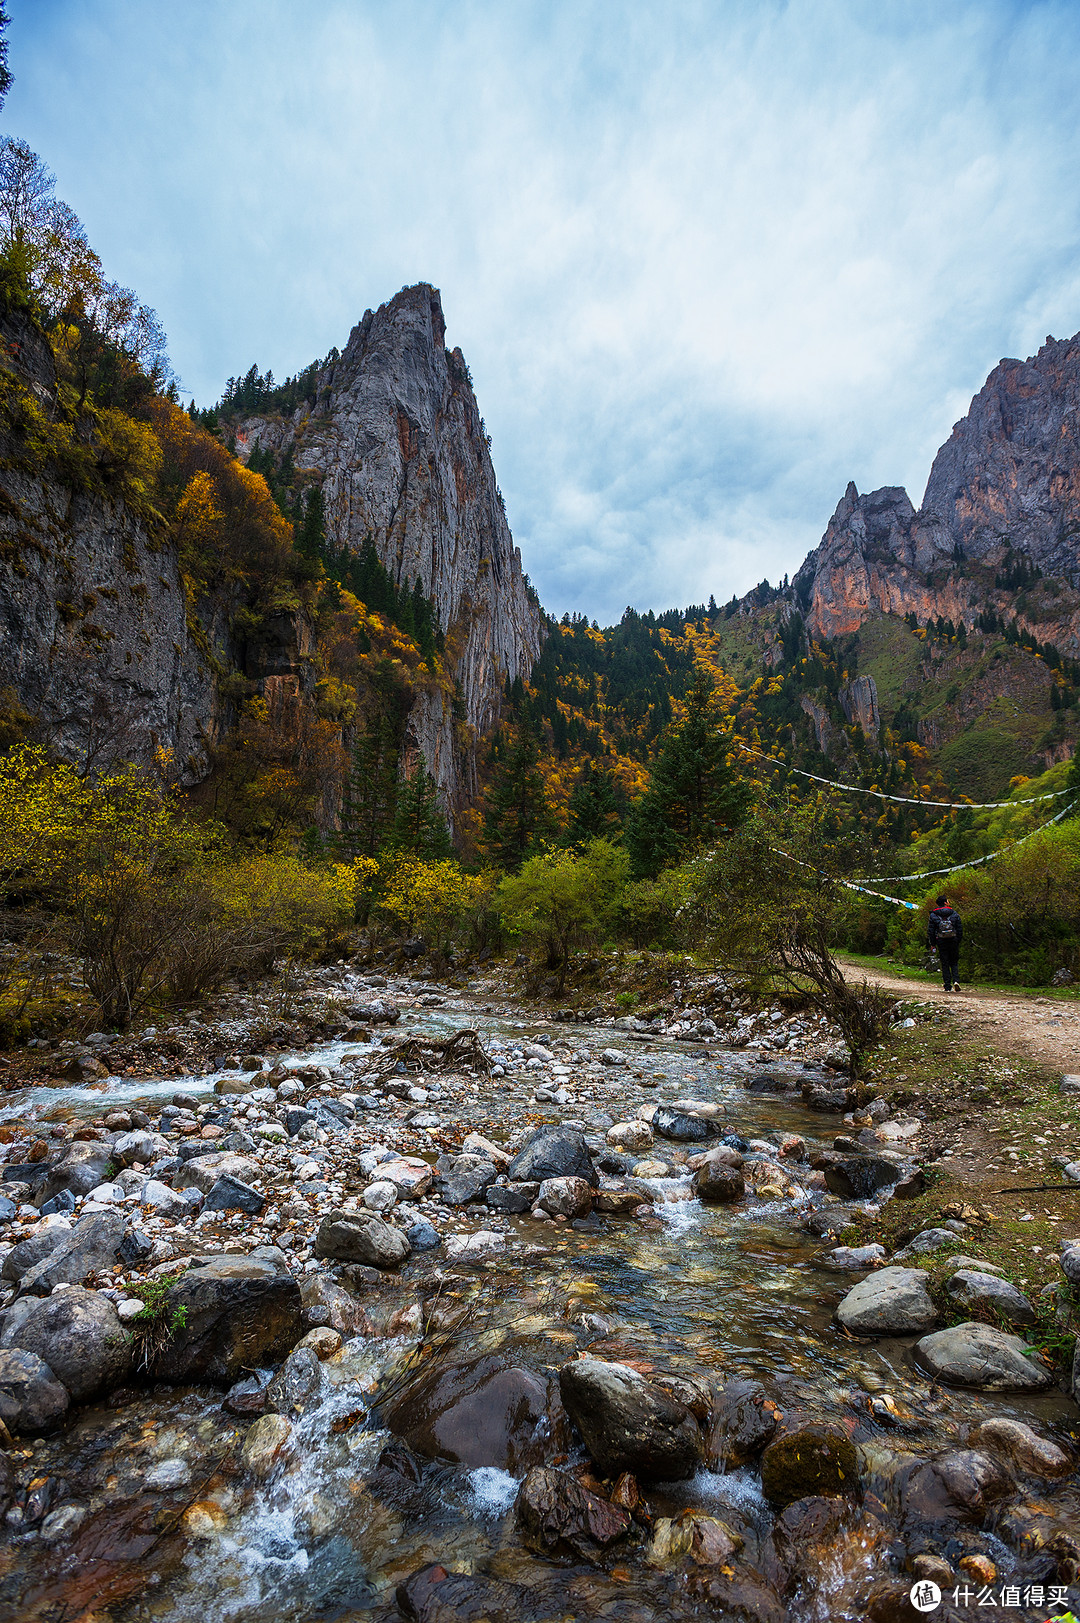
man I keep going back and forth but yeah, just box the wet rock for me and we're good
[822,1154,901,1199]
[386,1354,568,1472]
[771,1495,853,1592]
[223,1374,270,1416]
[16,1208,126,1297]
[396,1563,522,1623]
[913,1323,1054,1390]
[444,1231,507,1260]
[149,1254,303,1383]
[506,1126,597,1186]
[296,1325,342,1360]
[559,1355,703,1479]
[404,1217,442,1252]
[435,1156,498,1206]
[685,1566,786,1622]
[240,1412,292,1477]
[945,1269,1037,1329]
[11,1287,131,1401]
[835,1267,937,1335]
[39,1503,88,1544]
[693,1159,745,1203]
[653,1105,714,1142]
[760,1424,860,1508]
[901,1448,1012,1523]
[300,1274,370,1334]
[970,1418,1071,1479]
[802,1085,851,1112]
[646,1510,744,1568]
[38,1142,113,1201]
[537,1175,594,1218]
[516,1465,631,1560]
[265,1344,326,1417]
[0,1347,69,1433]
[202,1173,266,1215]
[315,1210,411,1269]
[485,1183,534,1214]
[705,1377,779,1467]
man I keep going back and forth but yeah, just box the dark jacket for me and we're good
[927,906,962,949]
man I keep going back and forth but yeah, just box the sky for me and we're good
[9,0,1080,624]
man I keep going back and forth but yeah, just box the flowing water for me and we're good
[4,995,1079,1622]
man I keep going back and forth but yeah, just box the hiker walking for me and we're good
[928,894,963,992]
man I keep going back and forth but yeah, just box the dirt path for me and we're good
[841,960,1080,1074]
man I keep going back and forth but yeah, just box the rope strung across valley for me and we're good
[774,800,1075,900]
[736,744,1071,810]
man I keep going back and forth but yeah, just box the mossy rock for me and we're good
[760,1424,860,1508]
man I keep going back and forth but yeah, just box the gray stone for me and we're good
[265,1344,326,1418]
[653,1105,713,1142]
[970,1417,1071,1478]
[405,1217,442,1251]
[436,1156,498,1206]
[203,1174,266,1215]
[893,1227,958,1259]
[537,1176,593,1218]
[284,1107,316,1136]
[314,1210,410,1269]
[485,1183,535,1214]
[835,1267,937,1335]
[914,1322,1055,1390]
[111,1129,170,1168]
[822,1154,902,1200]
[945,1269,1037,1329]
[0,1348,69,1434]
[149,1255,303,1384]
[1059,1238,1080,1286]
[2,1220,72,1281]
[38,1143,113,1202]
[11,1287,131,1401]
[174,1152,260,1195]
[559,1355,702,1479]
[139,1179,189,1217]
[16,1208,126,1297]
[507,1126,597,1186]
[823,1243,887,1270]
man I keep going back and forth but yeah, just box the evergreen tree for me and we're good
[296,484,326,558]
[567,763,622,843]
[482,715,554,870]
[388,764,453,857]
[624,671,751,877]
[338,661,410,857]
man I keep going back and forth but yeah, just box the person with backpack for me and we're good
[928,894,963,991]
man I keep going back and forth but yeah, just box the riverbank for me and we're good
[0,957,1077,1621]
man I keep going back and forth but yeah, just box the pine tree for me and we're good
[567,764,622,843]
[338,662,411,857]
[296,484,326,558]
[388,764,453,857]
[482,716,554,870]
[625,671,751,878]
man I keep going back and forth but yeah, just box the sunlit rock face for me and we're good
[237,283,544,805]
[793,333,1080,654]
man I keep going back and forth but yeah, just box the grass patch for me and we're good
[126,1273,188,1370]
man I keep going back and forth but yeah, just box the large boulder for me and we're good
[559,1356,702,1479]
[822,1154,902,1200]
[537,1176,593,1218]
[148,1255,303,1384]
[913,1323,1054,1390]
[10,1287,131,1402]
[314,1210,410,1269]
[1,1219,72,1281]
[174,1152,260,1195]
[506,1127,597,1187]
[900,1448,1012,1525]
[516,1466,631,1561]
[835,1267,938,1335]
[435,1156,498,1206]
[0,1348,69,1434]
[970,1417,1071,1479]
[385,1354,569,1472]
[705,1378,779,1468]
[693,1159,745,1204]
[653,1106,714,1143]
[945,1269,1037,1329]
[16,1209,127,1297]
[760,1424,860,1508]
[38,1143,113,1202]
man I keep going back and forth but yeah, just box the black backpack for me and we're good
[935,911,957,942]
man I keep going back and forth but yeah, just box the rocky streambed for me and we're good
[0,966,1078,1622]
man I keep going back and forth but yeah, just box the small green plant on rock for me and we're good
[127,1273,188,1370]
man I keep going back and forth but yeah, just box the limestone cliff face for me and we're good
[0,315,223,779]
[236,284,544,802]
[793,332,1080,652]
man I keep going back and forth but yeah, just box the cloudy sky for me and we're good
[10,1,1080,622]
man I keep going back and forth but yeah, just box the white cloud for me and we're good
[9,0,1080,621]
